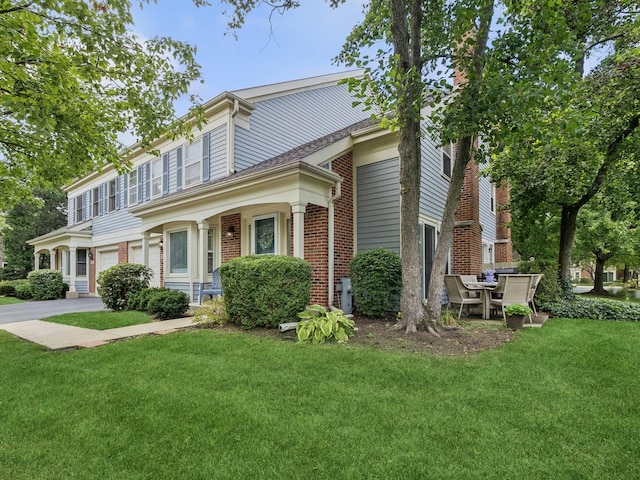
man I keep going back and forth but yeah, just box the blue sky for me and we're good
[131,1,367,116]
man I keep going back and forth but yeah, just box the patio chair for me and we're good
[527,274,543,319]
[460,275,479,284]
[199,267,223,304]
[489,275,533,321]
[444,275,483,320]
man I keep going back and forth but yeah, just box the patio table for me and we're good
[464,281,498,319]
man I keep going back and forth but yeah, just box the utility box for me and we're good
[340,278,353,315]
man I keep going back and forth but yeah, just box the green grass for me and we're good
[0,319,639,479]
[42,310,154,330]
[0,296,23,305]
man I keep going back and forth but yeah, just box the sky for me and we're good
[131,1,368,117]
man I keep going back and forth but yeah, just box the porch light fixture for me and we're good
[159,239,164,249]
[88,252,94,260]
[226,226,236,237]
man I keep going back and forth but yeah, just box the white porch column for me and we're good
[49,250,56,271]
[290,202,307,259]
[141,232,150,267]
[34,252,40,271]
[198,221,209,282]
[67,246,78,298]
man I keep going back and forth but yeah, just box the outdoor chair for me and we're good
[460,275,479,284]
[489,275,533,321]
[444,275,483,320]
[527,274,544,319]
[199,267,223,304]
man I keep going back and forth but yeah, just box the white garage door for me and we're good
[97,250,118,277]
[149,246,160,288]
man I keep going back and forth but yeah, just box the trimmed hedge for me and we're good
[97,263,152,311]
[349,248,402,318]
[13,280,32,300]
[147,289,190,320]
[540,297,640,322]
[27,269,65,300]
[0,281,16,297]
[220,255,311,329]
[128,287,166,312]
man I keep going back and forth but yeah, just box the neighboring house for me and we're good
[29,71,510,305]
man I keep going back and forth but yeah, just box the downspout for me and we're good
[227,99,240,175]
[328,178,342,309]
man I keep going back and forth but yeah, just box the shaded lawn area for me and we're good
[0,296,23,306]
[42,311,155,330]
[0,319,639,479]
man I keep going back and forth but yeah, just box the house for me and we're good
[29,71,511,306]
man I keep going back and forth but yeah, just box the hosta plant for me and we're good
[296,305,355,344]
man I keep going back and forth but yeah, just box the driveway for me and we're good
[0,297,107,324]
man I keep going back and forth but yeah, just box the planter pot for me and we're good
[485,274,495,282]
[505,314,526,330]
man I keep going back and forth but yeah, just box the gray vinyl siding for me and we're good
[479,174,497,243]
[356,158,400,253]
[167,148,179,193]
[209,124,227,180]
[419,124,450,220]
[92,209,141,236]
[234,84,369,171]
[165,282,192,300]
[75,280,89,294]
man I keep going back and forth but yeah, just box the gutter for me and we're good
[328,178,342,309]
[227,99,240,175]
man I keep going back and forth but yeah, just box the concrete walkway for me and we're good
[0,317,194,350]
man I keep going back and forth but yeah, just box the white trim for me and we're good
[251,213,279,255]
[150,157,163,198]
[183,137,203,188]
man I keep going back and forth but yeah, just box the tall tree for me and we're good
[1,189,67,277]
[487,0,640,285]
[0,0,206,209]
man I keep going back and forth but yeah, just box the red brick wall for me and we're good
[89,247,96,294]
[221,214,241,263]
[495,183,513,263]
[304,204,329,306]
[453,156,483,275]
[332,153,354,302]
[117,242,128,264]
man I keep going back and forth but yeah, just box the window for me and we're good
[490,184,496,213]
[253,214,277,255]
[151,158,163,197]
[442,143,453,178]
[75,195,84,223]
[108,179,117,212]
[64,250,70,276]
[92,187,100,217]
[207,229,214,274]
[129,170,138,206]
[184,138,202,187]
[169,230,188,274]
[77,248,87,276]
[482,242,494,265]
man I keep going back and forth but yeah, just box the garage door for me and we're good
[97,250,118,277]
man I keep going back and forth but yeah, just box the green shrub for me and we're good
[146,289,190,320]
[97,263,152,311]
[192,297,228,327]
[128,287,165,311]
[628,279,638,289]
[517,259,575,303]
[0,281,16,297]
[539,297,640,321]
[349,248,402,318]
[220,255,311,329]
[504,303,532,316]
[296,305,355,344]
[13,280,32,300]
[27,269,64,301]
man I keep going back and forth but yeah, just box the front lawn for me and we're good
[42,310,155,330]
[0,296,23,306]
[0,318,638,479]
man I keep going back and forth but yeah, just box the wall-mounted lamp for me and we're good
[88,251,94,261]
[159,239,164,249]
[226,226,236,238]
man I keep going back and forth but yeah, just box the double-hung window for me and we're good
[77,248,87,276]
[108,179,117,212]
[151,158,163,197]
[129,170,138,206]
[207,229,214,274]
[75,195,84,223]
[184,139,202,187]
[92,187,100,217]
[442,143,453,179]
[490,184,496,214]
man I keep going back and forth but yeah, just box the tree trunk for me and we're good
[559,205,579,282]
[424,136,473,323]
[593,254,607,294]
[623,264,629,283]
